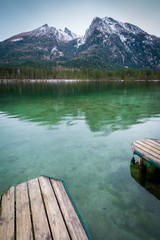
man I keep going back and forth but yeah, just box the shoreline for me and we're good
[1,79,160,83]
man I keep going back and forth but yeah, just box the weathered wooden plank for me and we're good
[28,178,51,240]
[132,144,160,165]
[144,139,160,150]
[39,176,70,240]
[144,138,160,149]
[16,182,33,240]
[136,140,160,156]
[0,187,15,240]
[133,142,160,160]
[141,139,160,151]
[51,179,88,240]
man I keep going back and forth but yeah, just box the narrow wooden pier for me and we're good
[0,176,91,240]
[131,138,160,169]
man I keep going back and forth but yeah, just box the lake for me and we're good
[0,80,160,240]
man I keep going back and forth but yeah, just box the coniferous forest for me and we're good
[0,65,160,81]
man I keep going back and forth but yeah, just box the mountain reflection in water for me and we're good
[0,80,160,135]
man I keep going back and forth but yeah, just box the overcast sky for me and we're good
[0,0,160,41]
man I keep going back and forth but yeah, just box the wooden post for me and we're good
[138,157,147,186]
[138,157,144,166]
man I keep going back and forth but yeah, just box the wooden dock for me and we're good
[0,176,91,240]
[131,138,160,169]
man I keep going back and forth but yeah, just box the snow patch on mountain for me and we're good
[51,46,64,57]
[119,34,126,43]
[55,29,74,41]
[11,38,23,42]
[75,37,85,48]
[59,52,64,57]
[34,46,48,51]
[51,46,58,53]
[145,35,154,41]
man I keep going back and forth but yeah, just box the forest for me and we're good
[0,65,160,80]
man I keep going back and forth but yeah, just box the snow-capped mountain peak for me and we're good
[9,24,79,43]
[55,28,79,41]
[22,24,79,41]
[30,24,55,37]
[2,16,160,70]
[85,16,146,39]
[39,24,49,29]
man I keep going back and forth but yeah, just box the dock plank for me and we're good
[16,182,33,240]
[133,142,160,160]
[0,187,15,240]
[1,176,91,240]
[39,176,70,240]
[144,139,160,150]
[51,179,88,240]
[131,144,160,164]
[28,178,51,240]
[141,139,160,151]
[136,140,160,156]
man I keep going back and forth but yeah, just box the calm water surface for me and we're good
[0,80,160,240]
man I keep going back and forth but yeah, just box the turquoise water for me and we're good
[0,80,160,240]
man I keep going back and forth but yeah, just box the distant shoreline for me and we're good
[1,79,160,83]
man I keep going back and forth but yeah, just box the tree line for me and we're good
[0,66,160,80]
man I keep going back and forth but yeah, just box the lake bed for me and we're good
[0,80,160,240]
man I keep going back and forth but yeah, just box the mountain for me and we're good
[0,17,160,70]
[73,17,160,70]
[8,24,79,42]
[0,24,80,63]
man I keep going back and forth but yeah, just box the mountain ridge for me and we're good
[8,24,80,42]
[0,16,160,70]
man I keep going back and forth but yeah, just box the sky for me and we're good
[0,0,160,41]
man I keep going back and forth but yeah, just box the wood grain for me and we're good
[133,142,160,160]
[132,144,160,164]
[39,176,70,240]
[28,178,51,240]
[143,139,160,150]
[136,140,160,156]
[51,179,88,240]
[16,182,33,240]
[1,177,90,240]
[0,187,15,240]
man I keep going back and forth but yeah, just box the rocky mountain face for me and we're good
[0,17,160,70]
[0,24,80,62]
